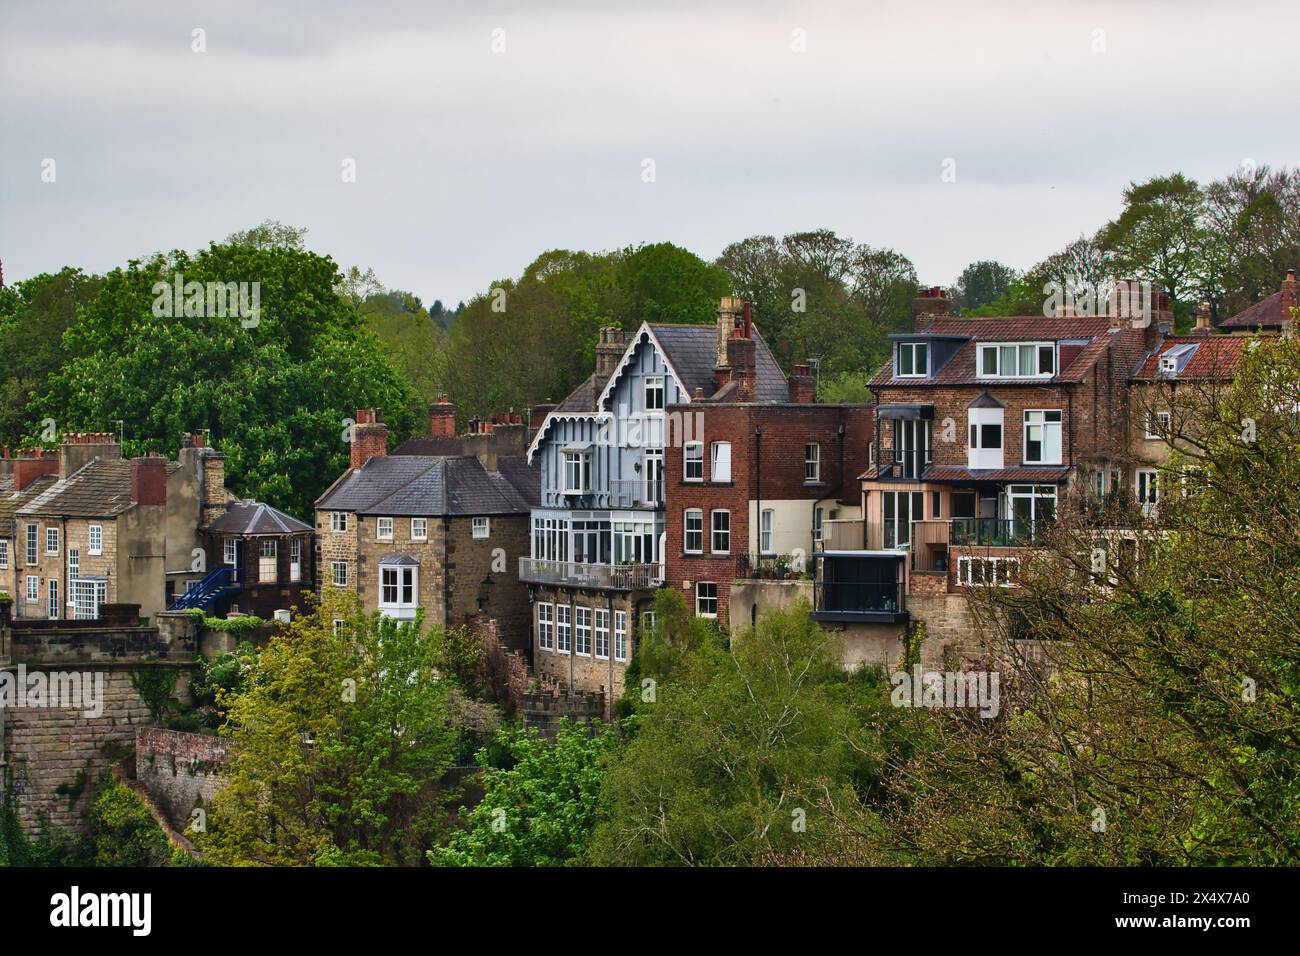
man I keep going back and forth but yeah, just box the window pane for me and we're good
[1039,345,1055,374]
[916,344,928,374]
[899,345,913,375]
[980,423,1002,448]
[982,347,998,375]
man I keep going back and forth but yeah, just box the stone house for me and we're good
[314,407,538,647]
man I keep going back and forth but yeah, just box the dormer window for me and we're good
[978,343,1055,378]
[897,342,929,377]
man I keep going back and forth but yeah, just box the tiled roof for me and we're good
[920,466,1072,483]
[0,472,58,534]
[1219,291,1287,330]
[315,455,537,517]
[554,372,605,414]
[649,324,789,402]
[870,316,1116,387]
[18,458,180,518]
[207,501,312,535]
[1131,335,1252,381]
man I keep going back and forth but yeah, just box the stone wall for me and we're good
[727,579,812,632]
[134,727,230,831]
[520,686,606,740]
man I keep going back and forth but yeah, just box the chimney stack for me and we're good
[725,326,757,402]
[595,326,626,382]
[912,286,948,331]
[1191,301,1213,335]
[429,395,457,437]
[789,364,816,404]
[1282,269,1298,331]
[351,409,388,470]
[12,449,59,491]
[131,454,168,506]
[59,431,121,479]
[715,297,748,369]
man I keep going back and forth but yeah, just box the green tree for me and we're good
[38,234,420,518]
[200,593,460,866]
[431,722,620,867]
[87,777,172,867]
[951,260,1016,313]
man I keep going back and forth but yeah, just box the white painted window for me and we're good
[614,610,628,661]
[331,561,348,587]
[379,564,418,615]
[643,449,664,503]
[25,524,37,566]
[48,579,59,618]
[1136,469,1160,515]
[68,548,79,589]
[1023,409,1063,464]
[331,512,348,533]
[644,374,665,411]
[696,582,717,618]
[26,575,39,602]
[377,517,393,540]
[88,524,102,555]
[563,451,592,494]
[537,602,554,651]
[710,442,731,482]
[259,539,277,580]
[711,510,730,554]
[968,408,1004,470]
[813,507,824,544]
[594,608,610,659]
[957,556,1019,587]
[411,517,427,540]
[472,517,490,539]
[684,509,703,554]
[556,604,572,653]
[0,540,7,570]
[978,342,1056,378]
[684,442,703,482]
[290,537,302,583]
[575,606,592,656]
[897,341,929,377]
[804,443,820,482]
[73,579,106,620]
[1145,410,1170,440]
[224,537,238,568]
[45,527,59,556]
[760,509,774,554]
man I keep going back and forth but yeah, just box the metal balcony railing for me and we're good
[949,518,1048,547]
[518,557,662,591]
[541,477,663,509]
[813,580,904,616]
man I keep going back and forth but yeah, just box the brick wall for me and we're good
[135,727,230,831]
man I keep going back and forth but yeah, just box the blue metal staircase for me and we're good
[169,566,241,611]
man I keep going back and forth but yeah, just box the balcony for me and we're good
[949,518,1047,547]
[542,477,663,509]
[518,557,662,591]
[813,580,906,623]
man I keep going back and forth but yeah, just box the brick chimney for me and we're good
[715,297,747,369]
[59,432,122,478]
[913,286,948,331]
[789,364,816,403]
[13,450,59,491]
[725,326,757,402]
[131,453,168,506]
[1282,269,1298,331]
[1190,301,1213,335]
[351,409,388,470]
[595,326,626,382]
[429,395,457,437]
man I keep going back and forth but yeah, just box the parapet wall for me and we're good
[135,727,230,831]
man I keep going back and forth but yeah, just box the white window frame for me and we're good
[377,517,394,541]
[258,538,278,580]
[472,517,491,539]
[290,537,302,583]
[957,555,1019,587]
[696,581,718,618]
[710,509,730,554]
[760,509,774,554]
[556,604,572,653]
[643,374,665,412]
[683,442,703,482]
[537,602,554,651]
[1023,409,1063,465]
[710,441,731,482]
[1136,468,1160,515]
[331,560,348,587]
[977,342,1056,379]
[563,451,592,495]
[411,517,428,541]
[684,509,703,554]
[968,407,1004,470]
[223,537,239,568]
[1145,410,1170,441]
[897,341,930,377]
[804,443,820,482]
[0,539,8,570]
[26,575,39,603]
[575,606,592,657]
[594,607,610,659]
[331,512,347,533]
[379,564,418,614]
[45,527,59,556]
[25,524,37,566]
[48,578,59,618]
[614,610,628,661]
[88,524,103,555]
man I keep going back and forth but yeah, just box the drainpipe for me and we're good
[753,424,762,570]
[812,421,847,558]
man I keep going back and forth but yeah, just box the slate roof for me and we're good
[1219,291,1287,330]
[1131,335,1252,381]
[18,458,180,518]
[315,455,537,517]
[207,501,312,535]
[648,324,790,403]
[869,316,1117,388]
[555,373,605,414]
[0,472,58,535]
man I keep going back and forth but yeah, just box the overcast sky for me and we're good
[2,0,1296,305]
